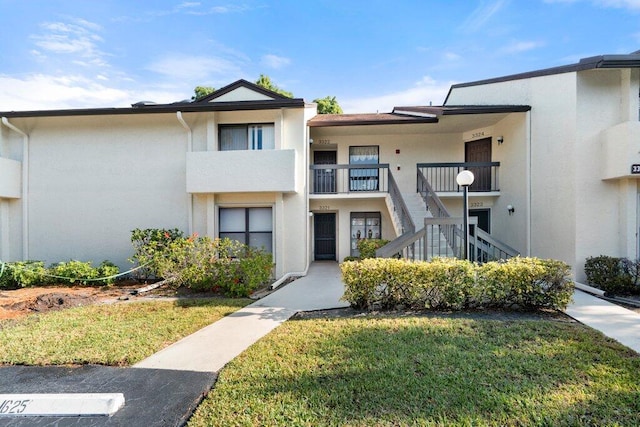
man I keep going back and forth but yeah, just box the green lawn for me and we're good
[189,314,640,427]
[0,298,250,366]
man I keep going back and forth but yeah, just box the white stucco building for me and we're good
[1,51,639,281]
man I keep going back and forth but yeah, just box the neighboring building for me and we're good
[1,52,639,282]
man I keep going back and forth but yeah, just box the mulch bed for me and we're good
[292,306,576,322]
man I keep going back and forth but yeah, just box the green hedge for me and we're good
[341,257,573,311]
[584,255,639,295]
[0,260,120,289]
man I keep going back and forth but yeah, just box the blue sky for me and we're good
[0,0,638,113]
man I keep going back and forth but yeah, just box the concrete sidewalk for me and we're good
[565,288,640,353]
[133,261,350,373]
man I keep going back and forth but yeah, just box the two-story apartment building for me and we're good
[0,80,316,279]
[1,51,639,282]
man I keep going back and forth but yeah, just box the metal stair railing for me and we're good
[472,228,520,261]
[417,168,450,218]
[388,172,415,234]
[377,168,519,262]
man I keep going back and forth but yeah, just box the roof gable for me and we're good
[195,79,291,103]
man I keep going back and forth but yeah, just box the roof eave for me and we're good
[444,53,640,104]
[308,117,439,127]
[0,99,307,119]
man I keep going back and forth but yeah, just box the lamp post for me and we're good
[456,170,475,260]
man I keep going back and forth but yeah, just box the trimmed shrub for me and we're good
[130,228,185,280]
[131,231,273,297]
[584,255,637,295]
[478,258,573,309]
[0,261,46,289]
[0,260,120,288]
[357,239,390,259]
[341,257,573,311]
[97,261,120,285]
[49,260,99,285]
[342,257,477,310]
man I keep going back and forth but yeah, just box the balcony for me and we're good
[310,164,389,195]
[601,121,640,180]
[186,149,296,193]
[417,162,500,193]
[0,157,21,198]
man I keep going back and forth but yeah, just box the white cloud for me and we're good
[443,52,462,61]
[30,18,108,68]
[500,40,545,54]
[261,54,291,70]
[341,76,454,114]
[597,0,640,9]
[0,74,188,111]
[544,0,640,9]
[147,54,243,81]
[461,0,509,32]
[146,2,253,17]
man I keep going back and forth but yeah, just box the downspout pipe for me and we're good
[526,110,532,256]
[270,110,312,290]
[176,112,193,235]
[1,117,29,259]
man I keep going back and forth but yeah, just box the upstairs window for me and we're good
[219,124,275,151]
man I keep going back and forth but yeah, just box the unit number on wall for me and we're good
[318,205,331,211]
[632,164,640,174]
[470,202,484,208]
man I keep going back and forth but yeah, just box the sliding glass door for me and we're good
[349,146,379,191]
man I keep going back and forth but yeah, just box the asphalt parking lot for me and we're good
[0,365,216,426]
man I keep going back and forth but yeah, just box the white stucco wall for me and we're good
[0,157,21,198]
[17,114,189,269]
[0,124,26,260]
[575,69,640,272]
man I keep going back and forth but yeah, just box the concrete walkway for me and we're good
[134,261,350,373]
[566,288,640,353]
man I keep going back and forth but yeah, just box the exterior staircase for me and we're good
[378,168,519,262]
[402,192,454,259]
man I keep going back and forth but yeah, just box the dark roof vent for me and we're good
[131,101,157,108]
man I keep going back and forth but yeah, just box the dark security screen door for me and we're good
[314,213,336,260]
[465,138,492,191]
[313,151,337,193]
[469,209,490,236]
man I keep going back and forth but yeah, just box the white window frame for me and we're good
[218,206,274,253]
[219,123,275,151]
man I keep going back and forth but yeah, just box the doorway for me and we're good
[469,209,490,236]
[313,151,336,193]
[314,213,336,260]
[465,138,492,191]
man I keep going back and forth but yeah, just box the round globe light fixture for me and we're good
[456,170,475,187]
[456,169,475,261]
